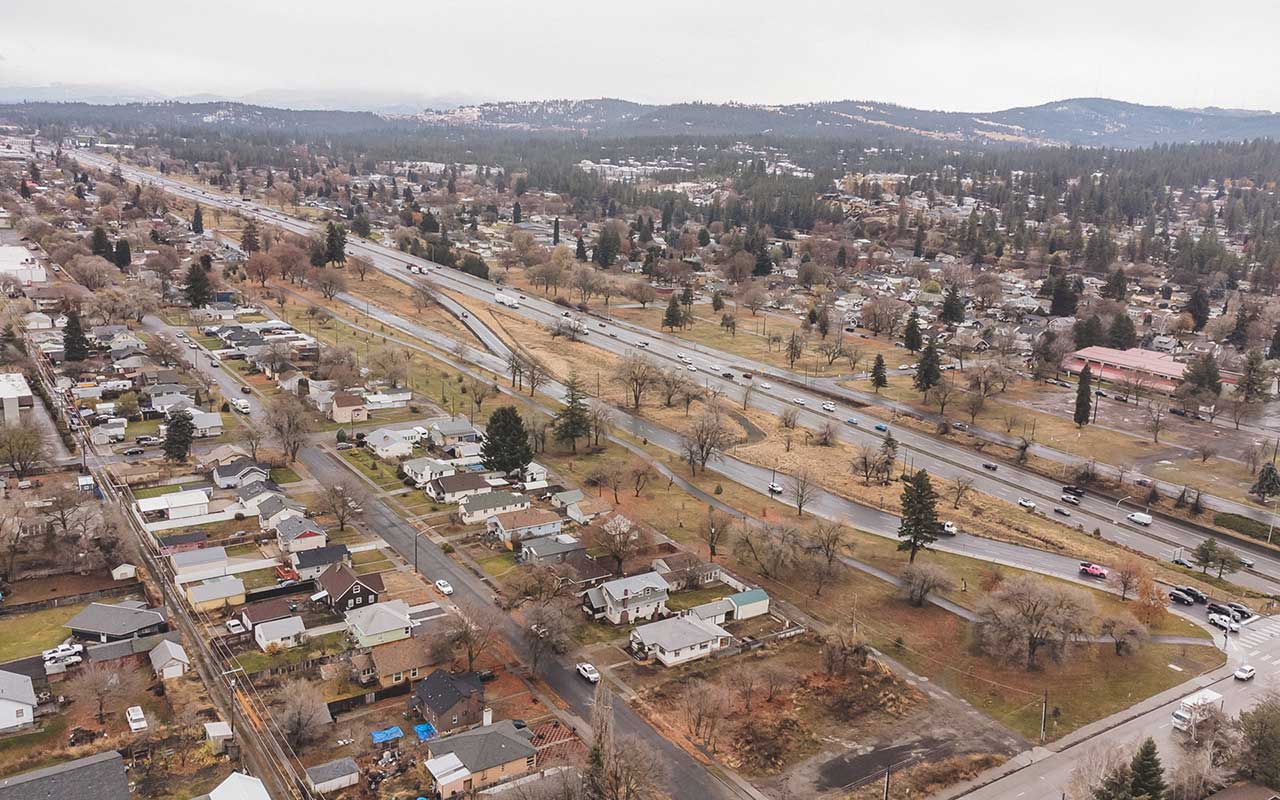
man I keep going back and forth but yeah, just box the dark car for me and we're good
[1168,590,1195,606]
[1206,602,1234,618]
[874,424,889,432]
[982,462,998,471]
[122,447,145,457]
[1228,602,1253,620]
[1178,586,1208,604]
[1061,485,1086,497]
[240,386,253,394]
[1172,556,1192,568]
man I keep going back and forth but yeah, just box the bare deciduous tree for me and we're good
[265,394,314,463]
[0,425,45,478]
[276,678,332,751]
[317,483,363,530]
[975,575,1096,670]
[437,611,500,672]
[614,355,661,411]
[1110,559,1144,601]
[733,523,798,580]
[680,411,734,474]
[901,563,955,607]
[64,662,147,724]
[594,515,640,575]
[700,506,733,561]
[950,476,974,508]
[1097,611,1148,656]
[791,466,818,517]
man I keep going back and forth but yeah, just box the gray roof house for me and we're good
[211,457,268,489]
[0,669,36,710]
[65,601,166,642]
[276,516,327,552]
[458,491,529,524]
[0,751,130,800]
[305,757,360,794]
[426,719,536,778]
[583,572,669,625]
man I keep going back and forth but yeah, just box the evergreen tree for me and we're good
[1092,764,1135,800]
[90,226,111,257]
[940,286,965,324]
[913,224,925,257]
[1108,314,1138,350]
[1073,315,1105,348]
[325,222,347,264]
[698,228,711,247]
[1049,276,1079,317]
[183,261,212,309]
[662,295,684,330]
[753,249,772,277]
[240,219,260,253]
[913,340,942,393]
[1251,462,1280,501]
[163,410,195,462]
[1269,325,1280,360]
[1074,365,1093,427]
[512,202,522,224]
[897,469,939,563]
[575,235,588,261]
[62,311,89,361]
[112,239,131,270]
[553,374,591,452]
[1238,349,1269,403]
[1128,738,1166,800]
[481,406,533,475]
[1186,286,1210,331]
[1103,267,1127,301]
[192,205,204,235]
[870,355,888,392]
[1184,353,1222,396]
[903,312,923,352]
[552,217,560,245]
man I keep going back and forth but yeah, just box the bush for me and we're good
[1214,512,1270,541]
[336,429,347,443]
[552,296,573,308]
[441,543,454,554]
[714,484,723,495]
[220,401,230,412]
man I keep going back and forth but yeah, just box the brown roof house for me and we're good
[330,392,368,424]
[357,637,436,688]
[316,563,383,613]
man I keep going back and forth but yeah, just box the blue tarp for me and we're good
[370,726,404,744]
[413,722,437,742]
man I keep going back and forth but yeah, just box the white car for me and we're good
[1209,613,1241,633]
[435,579,454,596]
[52,654,82,667]
[708,364,722,372]
[760,382,773,390]
[767,482,784,494]
[225,619,246,635]
[42,643,84,662]
[793,397,806,406]
[942,521,958,534]
[1234,665,1256,681]
[187,342,198,349]
[897,364,913,370]
[577,662,600,683]
[821,401,836,412]
[126,706,148,732]
[687,364,699,372]
[1017,498,1037,510]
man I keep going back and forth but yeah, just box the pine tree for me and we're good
[897,469,939,563]
[1128,738,1166,800]
[183,261,211,309]
[481,406,534,475]
[1073,315,1105,348]
[662,295,684,330]
[1251,462,1280,501]
[90,226,111,257]
[1184,353,1222,396]
[913,224,925,257]
[1108,314,1138,350]
[1103,267,1127,300]
[940,286,965,324]
[240,219,260,253]
[113,239,131,270]
[903,312,923,352]
[325,222,347,264]
[1269,325,1280,360]
[553,374,591,453]
[870,355,888,392]
[192,205,204,235]
[913,340,942,393]
[1186,286,1210,331]
[62,311,89,362]
[1074,365,1092,426]
[1238,349,1269,402]
[512,202,522,224]
[698,228,711,247]
[552,217,560,245]
[575,235,587,261]
[753,249,772,277]
[1050,276,1079,317]
[163,410,195,462]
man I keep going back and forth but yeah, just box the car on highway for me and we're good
[1208,613,1241,633]
[874,424,889,432]
[1017,498,1037,510]
[434,579,454,596]
[1061,485,1086,497]
[1234,665,1256,681]
[1178,586,1208,604]
[1079,562,1108,579]
[760,382,773,390]
[844,418,859,426]
[576,662,600,683]
[1171,556,1193,568]
[982,462,998,471]
[598,322,606,328]
[1237,555,1256,569]
[767,482,784,494]
[1060,494,1080,506]
[122,447,145,457]
[821,401,836,412]
[707,364,723,372]
[1168,590,1195,606]
[1053,506,1072,517]
[687,364,698,372]
[792,397,806,405]
[897,364,913,370]
[1126,512,1153,526]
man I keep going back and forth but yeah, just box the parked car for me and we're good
[1017,498,1037,510]
[42,643,84,661]
[1171,556,1193,568]
[435,579,454,596]
[336,442,354,451]
[1178,586,1208,603]
[1079,562,1108,579]
[1234,665,1256,681]
[576,662,600,683]
[135,435,159,446]
[126,706,148,732]
[225,619,246,635]
[1168,590,1195,606]
[1208,613,1241,633]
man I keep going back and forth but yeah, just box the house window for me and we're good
[354,595,363,605]
[410,668,419,678]
[452,714,458,725]
[393,672,403,683]
[14,708,23,718]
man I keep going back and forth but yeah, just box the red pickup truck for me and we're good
[1079,562,1109,579]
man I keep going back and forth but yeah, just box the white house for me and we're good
[402,456,456,488]
[363,390,412,410]
[583,572,670,625]
[0,373,33,426]
[0,670,36,731]
[630,616,732,667]
[365,428,414,460]
[275,516,327,554]
[458,491,529,525]
[148,639,190,680]
[254,616,306,651]
[425,473,493,504]
[209,772,272,800]
[211,457,268,489]
[190,410,224,438]
[137,489,210,523]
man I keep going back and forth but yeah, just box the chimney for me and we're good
[482,707,492,727]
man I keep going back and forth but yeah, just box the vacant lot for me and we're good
[0,603,91,662]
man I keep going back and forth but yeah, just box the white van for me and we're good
[1127,512,1153,526]
[232,398,251,414]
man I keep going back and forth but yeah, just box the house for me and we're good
[156,529,207,555]
[204,444,250,466]
[254,616,305,651]
[346,600,412,648]
[550,489,585,509]
[136,489,210,523]
[211,457,269,489]
[652,553,722,591]
[292,544,351,580]
[306,758,360,795]
[364,637,435,688]
[258,494,306,530]
[189,410,225,438]
[630,616,732,667]
[459,491,529,525]
[0,373,33,426]
[423,719,536,798]
[316,563,383,612]
[172,546,228,580]
[330,392,368,424]
[519,461,549,488]
[148,639,190,680]
[66,601,166,643]
[276,516,328,554]
[402,456,456,487]
[236,480,283,514]
[363,389,412,410]
[366,427,415,460]
[408,669,485,733]
[518,534,586,565]
[187,577,246,612]
[0,670,36,732]
[567,497,613,525]
[202,772,271,800]
[487,508,562,548]
[239,598,295,631]
[89,417,127,445]
[0,751,130,800]
[727,588,770,620]
[428,417,482,448]
[583,572,669,625]
[426,473,493,504]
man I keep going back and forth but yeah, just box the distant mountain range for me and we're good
[5,91,1280,148]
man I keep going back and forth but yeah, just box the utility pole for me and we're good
[1040,689,1048,742]
[882,766,891,800]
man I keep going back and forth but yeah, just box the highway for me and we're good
[66,150,1280,597]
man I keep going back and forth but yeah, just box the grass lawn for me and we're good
[235,631,347,674]
[126,417,163,437]
[339,450,404,490]
[0,717,68,769]
[132,483,186,499]
[270,467,302,484]
[226,543,260,558]
[573,619,629,647]
[352,549,392,566]
[0,603,90,662]
[666,583,736,611]
[474,550,518,579]
[238,567,279,591]
[354,562,391,576]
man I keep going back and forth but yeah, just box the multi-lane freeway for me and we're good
[67,148,1280,596]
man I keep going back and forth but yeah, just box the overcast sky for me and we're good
[1,0,1276,112]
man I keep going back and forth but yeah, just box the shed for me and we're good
[148,639,190,680]
[110,563,137,581]
[203,720,233,753]
[305,757,360,794]
[727,588,770,620]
